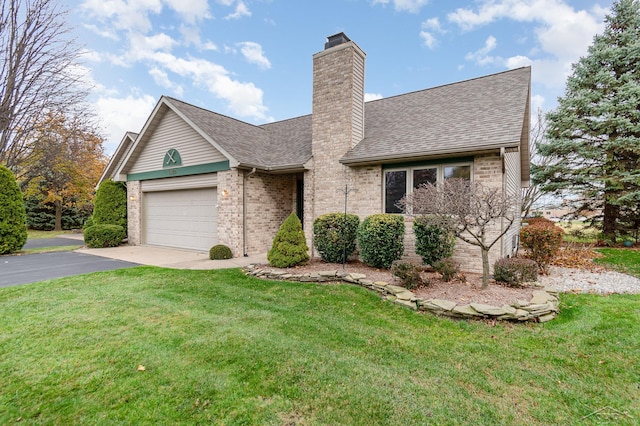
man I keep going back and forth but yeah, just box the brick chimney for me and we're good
[310,33,366,218]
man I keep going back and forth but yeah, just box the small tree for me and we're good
[268,212,309,268]
[0,165,27,254]
[401,179,518,288]
[93,179,127,231]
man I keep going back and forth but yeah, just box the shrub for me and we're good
[433,258,459,282]
[493,257,538,286]
[524,217,556,227]
[413,215,456,266]
[268,212,309,268]
[0,165,27,254]
[313,213,360,263]
[83,215,95,230]
[209,244,233,260]
[93,179,127,231]
[357,214,405,269]
[520,223,564,273]
[391,260,426,290]
[84,224,126,248]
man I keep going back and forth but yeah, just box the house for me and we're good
[101,33,530,273]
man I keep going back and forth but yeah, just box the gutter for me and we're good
[243,167,257,257]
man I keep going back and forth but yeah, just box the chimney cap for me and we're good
[325,32,351,50]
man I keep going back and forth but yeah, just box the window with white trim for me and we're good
[384,162,472,213]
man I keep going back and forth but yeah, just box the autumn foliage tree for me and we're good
[1,0,88,169]
[20,112,107,231]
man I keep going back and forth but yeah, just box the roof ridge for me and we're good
[163,96,266,131]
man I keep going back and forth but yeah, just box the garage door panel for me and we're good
[143,188,217,251]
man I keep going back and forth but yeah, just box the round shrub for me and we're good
[0,165,27,254]
[520,223,564,273]
[391,260,426,290]
[493,257,538,286]
[357,214,405,269]
[524,217,556,227]
[84,224,126,248]
[210,244,233,260]
[93,179,127,231]
[83,215,95,230]
[433,258,459,282]
[313,213,360,263]
[268,212,309,268]
[413,215,456,266]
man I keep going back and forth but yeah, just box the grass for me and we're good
[595,248,640,278]
[557,221,599,244]
[26,229,75,239]
[20,244,83,254]
[1,268,638,425]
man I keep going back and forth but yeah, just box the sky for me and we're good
[68,0,616,155]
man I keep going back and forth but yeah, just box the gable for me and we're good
[126,108,228,176]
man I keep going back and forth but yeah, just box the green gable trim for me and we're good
[127,160,230,181]
[163,148,182,168]
[382,156,474,170]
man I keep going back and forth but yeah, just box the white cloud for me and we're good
[148,52,271,121]
[202,41,219,51]
[372,0,430,13]
[238,42,271,69]
[420,17,444,49]
[127,33,177,61]
[82,23,119,41]
[95,94,157,154]
[448,0,606,88]
[365,93,383,102]
[149,67,184,96]
[420,31,437,49]
[465,36,500,66]
[81,0,163,33]
[225,0,251,20]
[163,0,210,23]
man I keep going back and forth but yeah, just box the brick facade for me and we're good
[126,181,142,245]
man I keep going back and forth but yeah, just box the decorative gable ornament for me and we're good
[163,148,182,168]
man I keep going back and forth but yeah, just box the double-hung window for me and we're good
[384,162,472,213]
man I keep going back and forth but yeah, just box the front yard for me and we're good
[0,267,638,424]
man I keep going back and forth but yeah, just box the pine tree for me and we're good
[267,212,309,268]
[0,165,27,254]
[534,0,640,240]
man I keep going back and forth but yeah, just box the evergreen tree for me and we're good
[268,212,309,268]
[0,165,27,254]
[93,179,127,231]
[534,0,640,240]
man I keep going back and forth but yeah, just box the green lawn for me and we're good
[595,248,640,277]
[1,267,638,425]
[26,229,75,239]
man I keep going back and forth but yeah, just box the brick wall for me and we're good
[217,169,243,256]
[126,181,141,245]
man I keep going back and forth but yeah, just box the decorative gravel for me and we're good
[539,266,640,295]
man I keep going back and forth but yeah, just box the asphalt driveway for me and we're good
[1,251,139,287]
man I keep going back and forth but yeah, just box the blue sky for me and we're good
[70,0,615,154]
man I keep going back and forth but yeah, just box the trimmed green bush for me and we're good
[84,224,126,248]
[391,260,426,290]
[209,244,233,260]
[0,165,28,254]
[93,179,127,231]
[520,223,564,273]
[413,215,456,266]
[83,215,95,230]
[313,213,360,263]
[357,214,405,269]
[493,257,538,286]
[433,258,459,282]
[268,212,309,268]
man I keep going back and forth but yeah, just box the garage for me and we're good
[143,187,217,251]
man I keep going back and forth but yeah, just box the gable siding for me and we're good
[352,51,365,145]
[503,149,522,257]
[129,109,227,174]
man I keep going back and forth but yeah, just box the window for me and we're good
[383,162,472,213]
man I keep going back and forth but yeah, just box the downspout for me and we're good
[500,147,506,258]
[243,167,257,256]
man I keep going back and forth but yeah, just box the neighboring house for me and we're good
[101,33,531,273]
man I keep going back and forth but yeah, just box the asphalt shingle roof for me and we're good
[163,67,530,172]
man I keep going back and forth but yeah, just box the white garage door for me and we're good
[143,188,217,251]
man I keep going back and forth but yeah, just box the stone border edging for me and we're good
[244,265,560,322]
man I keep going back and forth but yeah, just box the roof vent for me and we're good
[324,32,351,50]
